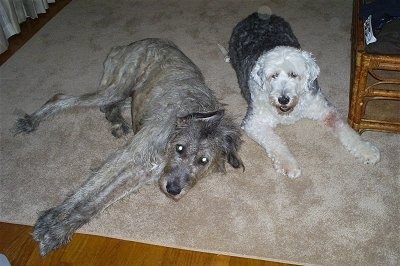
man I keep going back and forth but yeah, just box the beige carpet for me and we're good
[1,0,399,265]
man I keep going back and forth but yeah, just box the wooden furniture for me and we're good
[348,0,400,133]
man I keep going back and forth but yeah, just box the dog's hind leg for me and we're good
[102,102,132,138]
[12,88,127,135]
[12,50,140,135]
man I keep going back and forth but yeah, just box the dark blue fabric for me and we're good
[360,0,400,30]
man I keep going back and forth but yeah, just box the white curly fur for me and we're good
[242,46,380,178]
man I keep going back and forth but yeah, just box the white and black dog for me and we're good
[228,11,380,178]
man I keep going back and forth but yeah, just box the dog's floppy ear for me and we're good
[251,62,265,87]
[176,109,224,128]
[301,50,320,88]
[214,132,245,174]
[224,134,244,171]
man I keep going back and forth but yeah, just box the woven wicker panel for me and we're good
[348,0,400,133]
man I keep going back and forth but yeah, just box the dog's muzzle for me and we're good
[275,95,298,114]
[277,95,292,113]
[159,172,191,201]
[166,179,182,196]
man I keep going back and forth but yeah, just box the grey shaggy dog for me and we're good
[228,12,379,178]
[14,38,244,255]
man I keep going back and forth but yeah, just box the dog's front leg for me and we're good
[32,145,152,256]
[318,108,380,164]
[243,118,301,178]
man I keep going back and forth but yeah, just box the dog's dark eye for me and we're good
[176,144,185,154]
[198,156,209,165]
[271,73,279,79]
[289,72,298,78]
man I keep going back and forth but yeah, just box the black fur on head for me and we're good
[228,13,301,104]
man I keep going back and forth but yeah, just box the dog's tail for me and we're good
[257,5,272,20]
[219,5,272,63]
[217,43,230,63]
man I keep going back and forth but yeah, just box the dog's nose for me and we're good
[166,181,181,196]
[278,95,290,105]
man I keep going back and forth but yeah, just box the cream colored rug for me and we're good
[1,1,399,265]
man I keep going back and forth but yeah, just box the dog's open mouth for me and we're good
[275,97,298,114]
[279,105,293,113]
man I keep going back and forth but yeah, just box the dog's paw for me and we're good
[111,122,131,138]
[32,208,74,256]
[12,114,38,135]
[273,159,301,178]
[353,141,380,165]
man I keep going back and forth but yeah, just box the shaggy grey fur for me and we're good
[14,38,244,255]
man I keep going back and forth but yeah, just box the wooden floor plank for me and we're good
[0,0,72,65]
[0,222,296,265]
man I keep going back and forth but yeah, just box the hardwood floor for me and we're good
[0,0,72,65]
[0,222,295,266]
